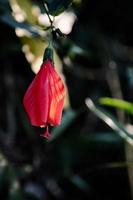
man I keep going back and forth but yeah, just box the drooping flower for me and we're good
[23,48,65,139]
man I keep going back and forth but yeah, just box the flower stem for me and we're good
[43,2,53,27]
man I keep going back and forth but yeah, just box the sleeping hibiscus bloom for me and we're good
[23,48,65,139]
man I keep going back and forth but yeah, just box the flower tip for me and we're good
[40,126,51,139]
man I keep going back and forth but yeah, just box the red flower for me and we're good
[23,59,65,139]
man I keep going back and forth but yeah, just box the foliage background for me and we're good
[0,0,133,199]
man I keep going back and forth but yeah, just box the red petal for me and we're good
[23,62,49,126]
[47,61,65,126]
[23,60,66,129]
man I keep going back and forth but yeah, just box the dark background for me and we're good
[0,0,133,199]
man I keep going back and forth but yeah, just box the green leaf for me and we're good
[99,97,133,115]
[85,98,133,145]
[44,0,73,16]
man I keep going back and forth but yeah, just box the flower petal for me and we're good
[23,62,49,126]
[46,61,65,125]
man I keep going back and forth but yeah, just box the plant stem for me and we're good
[44,2,53,27]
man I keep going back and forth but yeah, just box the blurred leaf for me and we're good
[21,36,63,75]
[21,37,47,74]
[10,0,37,24]
[0,12,42,37]
[127,67,133,87]
[80,132,122,147]
[44,0,73,16]
[99,97,133,115]
[49,132,123,177]
[80,161,133,176]
[93,161,133,171]
[85,98,133,145]
[49,109,78,142]
[59,132,122,152]
[69,175,90,191]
